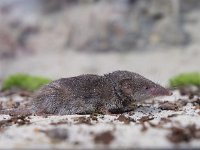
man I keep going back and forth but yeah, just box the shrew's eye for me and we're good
[144,86,149,90]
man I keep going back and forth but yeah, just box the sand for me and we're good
[0,90,200,149]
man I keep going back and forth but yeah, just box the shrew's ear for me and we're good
[119,79,132,96]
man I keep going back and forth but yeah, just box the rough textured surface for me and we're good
[0,90,200,149]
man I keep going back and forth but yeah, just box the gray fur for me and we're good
[0,71,171,115]
[31,70,171,115]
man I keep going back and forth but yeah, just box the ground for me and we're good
[0,89,200,149]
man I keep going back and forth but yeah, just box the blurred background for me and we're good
[0,0,200,85]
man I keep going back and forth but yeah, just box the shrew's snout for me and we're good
[150,86,172,96]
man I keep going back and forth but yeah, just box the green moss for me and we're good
[170,72,200,87]
[1,73,52,91]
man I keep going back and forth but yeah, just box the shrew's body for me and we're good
[0,71,171,115]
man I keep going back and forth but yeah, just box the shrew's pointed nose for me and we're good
[150,86,172,96]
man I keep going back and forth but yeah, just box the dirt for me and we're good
[191,98,200,106]
[137,116,154,123]
[115,115,131,124]
[73,116,92,125]
[146,118,172,130]
[0,88,200,148]
[148,121,164,129]
[0,90,32,111]
[89,114,98,121]
[94,131,115,145]
[159,101,179,110]
[175,99,188,107]
[158,95,200,111]
[167,114,179,118]
[0,115,31,128]
[179,86,200,97]
[167,124,200,143]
